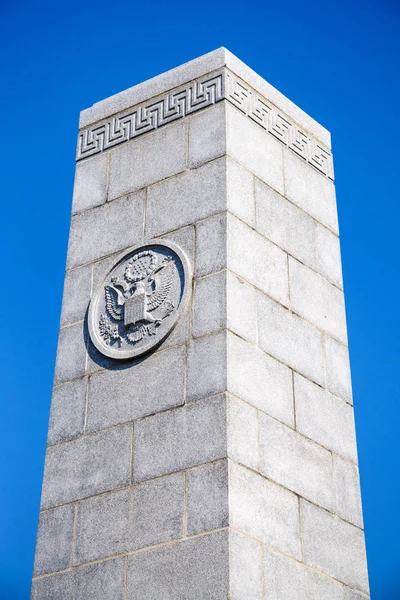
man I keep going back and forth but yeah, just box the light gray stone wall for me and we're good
[31,48,369,599]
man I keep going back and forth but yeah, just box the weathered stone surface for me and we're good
[229,462,301,559]
[227,395,259,471]
[187,460,229,535]
[226,103,284,195]
[342,588,370,600]
[146,158,226,238]
[187,333,227,402]
[226,157,255,227]
[334,455,363,528]
[54,322,86,385]
[127,531,229,600]
[316,223,343,289]
[108,121,187,200]
[33,504,75,576]
[48,378,87,445]
[75,473,184,563]
[192,271,226,338]
[283,148,338,232]
[195,212,227,278]
[301,500,369,593]
[263,546,343,600]
[259,413,334,511]
[255,180,316,270]
[133,395,227,481]
[259,415,334,511]
[257,292,324,386]
[41,425,132,508]
[72,153,108,214]
[87,345,185,432]
[189,103,226,168]
[324,335,353,404]
[289,257,347,344]
[230,531,262,600]
[31,558,125,600]
[294,373,357,462]
[227,270,257,344]
[60,264,92,327]
[227,214,289,307]
[227,332,294,427]
[67,192,145,268]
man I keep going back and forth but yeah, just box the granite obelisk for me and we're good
[31,48,370,599]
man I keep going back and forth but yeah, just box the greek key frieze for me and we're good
[77,69,333,180]
[77,72,225,160]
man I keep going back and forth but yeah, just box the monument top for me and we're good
[79,47,330,147]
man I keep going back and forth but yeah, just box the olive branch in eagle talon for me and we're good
[99,251,176,346]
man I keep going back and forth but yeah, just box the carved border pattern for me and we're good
[77,69,333,180]
[77,72,225,160]
[225,72,334,180]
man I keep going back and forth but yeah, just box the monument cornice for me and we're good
[77,67,334,180]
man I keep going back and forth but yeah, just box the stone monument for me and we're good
[31,48,370,599]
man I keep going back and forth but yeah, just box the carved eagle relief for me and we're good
[99,250,175,346]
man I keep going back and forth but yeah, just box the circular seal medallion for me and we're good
[88,240,191,360]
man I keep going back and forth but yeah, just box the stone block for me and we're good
[229,531,262,600]
[257,292,324,386]
[195,212,227,278]
[188,103,226,168]
[255,179,316,270]
[48,378,87,445]
[67,192,145,268]
[133,395,227,481]
[226,103,284,195]
[158,224,195,272]
[31,558,125,600]
[229,462,301,559]
[227,332,294,427]
[301,500,369,593]
[75,473,184,563]
[127,531,229,600]
[227,157,255,227]
[72,153,108,214]
[91,253,116,296]
[334,455,364,528]
[54,322,86,385]
[146,157,226,238]
[60,264,92,327]
[227,214,289,307]
[192,271,226,338]
[187,460,229,535]
[289,257,347,344]
[283,148,338,233]
[33,504,75,576]
[325,335,353,404]
[263,546,343,600]
[158,308,191,351]
[294,373,357,462]
[227,395,259,471]
[227,270,257,344]
[259,413,334,511]
[108,121,187,200]
[316,223,343,289]
[187,333,227,402]
[87,345,185,432]
[41,425,132,508]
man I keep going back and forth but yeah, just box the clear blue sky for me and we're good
[0,0,399,597]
